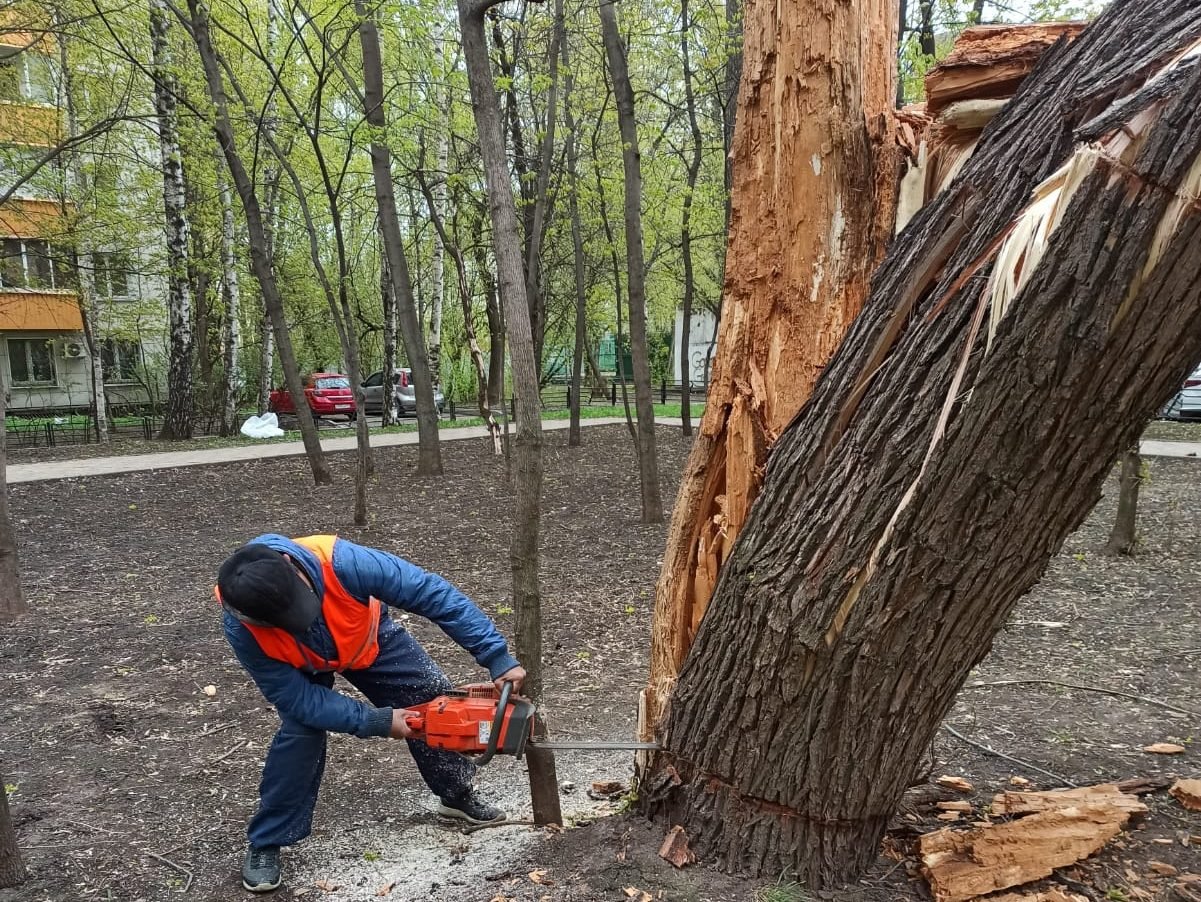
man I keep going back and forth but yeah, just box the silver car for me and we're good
[1160,364,1201,420]
[361,369,444,416]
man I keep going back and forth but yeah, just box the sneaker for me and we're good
[242,845,282,893]
[437,791,506,824]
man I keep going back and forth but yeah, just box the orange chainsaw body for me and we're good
[405,683,535,759]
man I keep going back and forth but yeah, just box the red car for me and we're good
[268,373,357,421]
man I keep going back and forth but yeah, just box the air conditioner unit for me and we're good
[62,341,86,359]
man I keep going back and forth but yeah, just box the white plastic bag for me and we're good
[240,412,285,439]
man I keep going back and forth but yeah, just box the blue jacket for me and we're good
[223,534,519,739]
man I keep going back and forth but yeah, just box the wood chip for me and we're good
[313,879,340,892]
[374,882,395,897]
[991,784,1147,817]
[1143,743,1186,755]
[527,869,551,885]
[936,775,974,793]
[920,788,1146,902]
[938,811,963,821]
[623,888,652,902]
[938,801,973,812]
[590,780,626,795]
[1009,776,1032,787]
[658,825,696,868]
[1151,862,1181,877]
[1170,780,1201,811]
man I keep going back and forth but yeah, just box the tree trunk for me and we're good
[58,29,109,443]
[0,371,25,625]
[643,0,899,733]
[257,312,274,413]
[479,254,506,415]
[218,161,243,436]
[428,128,448,393]
[971,0,986,25]
[723,0,742,239]
[380,234,400,427]
[186,0,331,485]
[459,0,561,826]
[598,0,663,524]
[258,0,281,418]
[150,0,196,441]
[524,0,563,383]
[358,0,443,476]
[644,2,1201,884]
[919,0,936,56]
[584,337,607,398]
[0,769,24,888]
[678,0,704,439]
[1104,445,1143,556]
[563,26,586,448]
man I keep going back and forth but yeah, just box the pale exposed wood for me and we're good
[987,891,1089,902]
[990,785,1146,817]
[921,794,1145,902]
[658,826,696,868]
[642,0,899,738]
[1170,780,1201,812]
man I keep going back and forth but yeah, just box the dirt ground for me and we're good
[1,424,1198,902]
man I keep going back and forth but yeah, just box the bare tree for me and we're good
[150,0,196,440]
[598,0,662,524]
[457,0,562,827]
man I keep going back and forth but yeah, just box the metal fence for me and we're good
[4,416,162,449]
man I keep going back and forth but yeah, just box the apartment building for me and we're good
[1,19,163,416]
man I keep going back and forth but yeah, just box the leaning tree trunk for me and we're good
[218,161,243,436]
[642,0,898,734]
[1104,444,1143,555]
[150,0,196,441]
[186,0,330,485]
[459,0,562,827]
[644,1,1201,884]
[358,0,442,476]
[599,0,662,524]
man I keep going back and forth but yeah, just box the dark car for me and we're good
[268,373,356,421]
[361,369,444,416]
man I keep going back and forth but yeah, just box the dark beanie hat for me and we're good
[217,544,320,635]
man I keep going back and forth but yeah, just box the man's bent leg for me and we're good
[247,717,328,849]
[343,619,475,800]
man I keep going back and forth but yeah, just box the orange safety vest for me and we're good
[216,535,382,672]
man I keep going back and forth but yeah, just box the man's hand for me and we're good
[389,708,418,740]
[495,665,527,695]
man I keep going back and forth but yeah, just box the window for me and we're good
[0,51,55,105]
[7,338,55,385]
[93,252,130,297]
[315,376,349,390]
[363,371,383,387]
[0,238,76,289]
[100,338,140,383]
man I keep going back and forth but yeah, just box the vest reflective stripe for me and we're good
[225,535,382,672]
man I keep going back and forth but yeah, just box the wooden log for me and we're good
[990,785,1147,817]
[921,800,1144,902]
[1170,779,1201,812]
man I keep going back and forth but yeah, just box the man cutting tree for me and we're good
[215,533,525,893]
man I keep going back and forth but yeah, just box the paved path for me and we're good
[7,417,669,484]
[5,422,1194,484]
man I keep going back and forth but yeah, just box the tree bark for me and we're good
[0,770,24,888]
[257,0,281,418]
[458,0,561,827]
[971,0,986,25]
[644,1,1201,884]
[563,26,586,448]
[643,0,899,733]
[380,233,400,426]
[428,128,449,392]
[358,0,443,477]
[678,0,704,438]
[151,0,196,441]
[723,0,742,239]
[186,0,331,485]
[0,371,25,625]
[599,0,663,524]
[1103,445,1143,555]
[217,160,243,436]
[918,0,936,56]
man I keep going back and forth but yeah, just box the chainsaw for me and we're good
[403,681,658,765]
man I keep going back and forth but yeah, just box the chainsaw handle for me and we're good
[472,680,512,766]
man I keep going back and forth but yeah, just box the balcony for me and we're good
[0,290,83,331]
[0,100,60,146]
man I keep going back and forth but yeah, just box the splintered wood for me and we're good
[1170,779,1201,811]
[920,786,1146,902]
[896,23,1086,231]
[658,825,696,868]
